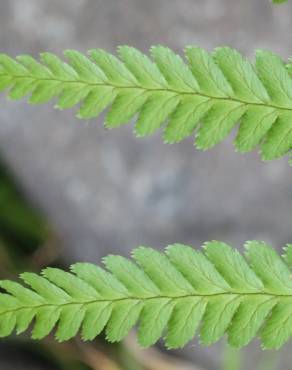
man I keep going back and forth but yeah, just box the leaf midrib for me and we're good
[1,72,292,112]
[1,291,292,316]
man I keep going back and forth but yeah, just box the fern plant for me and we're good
[1,241,292,350]
[0,46,292,162]
[1,0,292,352]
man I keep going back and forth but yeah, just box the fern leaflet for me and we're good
[0,46,292,162]
[1,241,292,349]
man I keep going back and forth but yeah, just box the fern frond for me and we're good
[1,241,292,349]
[0,47,292,162]
[272,0,288,3]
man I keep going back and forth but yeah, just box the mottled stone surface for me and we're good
[0,0,292,369]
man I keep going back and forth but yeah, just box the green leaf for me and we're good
[196,101,246,150]
[89,49,137,86]
[77,85,116,119]
[166,243,230,293]
[200,295,241,345]
[56,304,85,341]
[135,92,180,136]
[245,241,292,294]
[203,241,263,292]
[256,50,292,108]
[283,244,292,268]
[106,300,142,342]
[29,80,63,104]
[0,280,44,305]
[272,0,287,3]
[1,241,292,349]
[64,50,106,83]
[81,302,112,340]
[260,112,292,160]
[235,106,278,152]
[0,312,16,337]
[0,294,19,312]
[103,255,160,297]
[138,298,174,347]
[0,54,28,76]
[20,272,70,304]
[105,88,148,127]
[118,46,166,89]
[16,55,52,79]
[261,301,292,349]
[56,83,91,109]
[185,46,233,98]
[151,45,199,92]
[165,297,206,348]
[228,295,277,347]
[71,263,129,299]
[42,268,100,300]
[40,52,78,81]
[133,246,195,295]
[0,46,291,163]
[32,306,60,339]
[8,78,36,100]
[0,75,13,92]
[163,95,211,143]
[214,47,270,103]
[15,308,35,334]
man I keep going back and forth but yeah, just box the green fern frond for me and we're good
[0,47,292,162]
[1,241,292,349]
[272,0,288,3]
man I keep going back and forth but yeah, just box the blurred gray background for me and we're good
[0,0,292,369]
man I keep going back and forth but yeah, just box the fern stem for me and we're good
[2,72,292,112]
[0,292,285,317]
